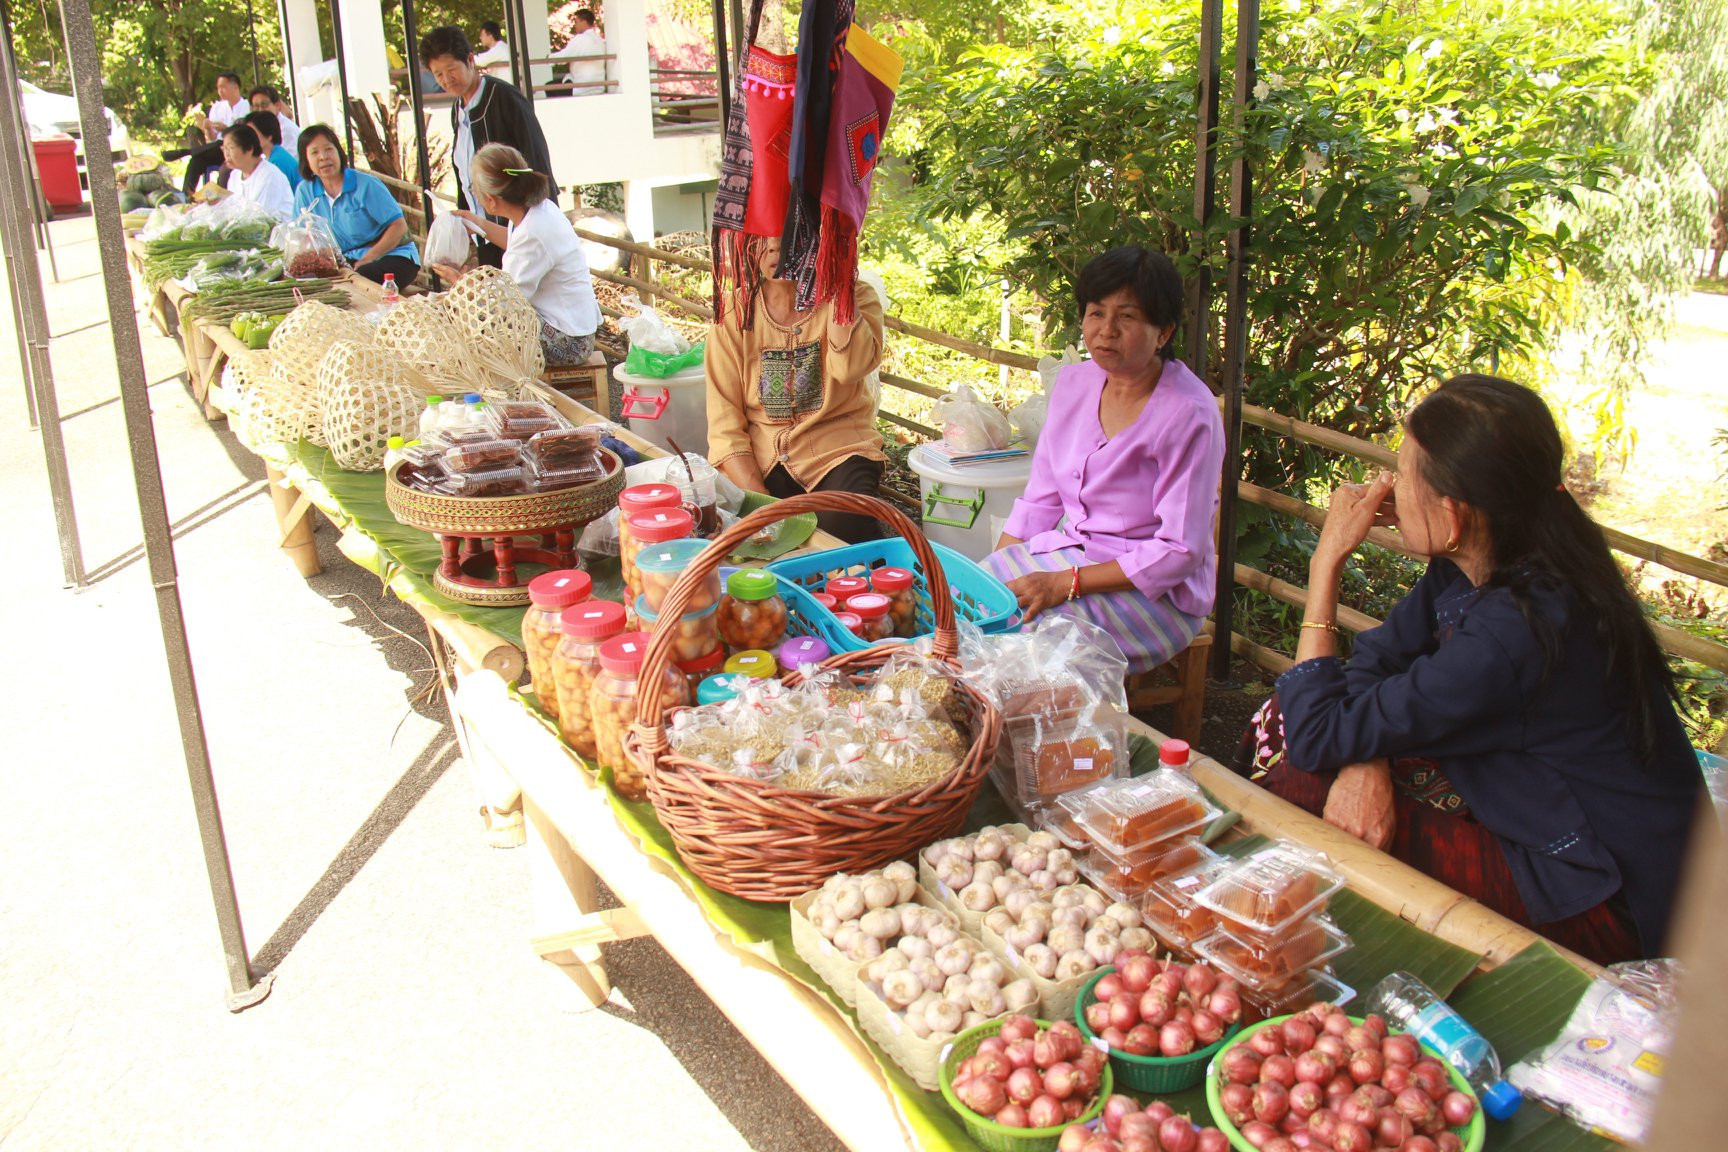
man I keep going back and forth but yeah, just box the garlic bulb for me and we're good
[1085,926,1121,966]
[1052,886,1087,910]
[911,956,945,992]
[945,839,975,863]
[1105,901,1143,930]
[1028,869,1057,891]
[1026,830,1060,852]
[990,874,1018,901]
[959,881,996,913]
[883,969,922,1009]
[1119,926,1155,952]
[1004,922,1042,954]
[1004,888,1037,919]
[972,859,1005,886]
[926,922,960,950]
[1077,885,1106,916]
[1052,904,1089,931]
[813,908,841,940]
[883,860,918,904]
[968,955,1006,986]
[934,941,974,976]
[860,906,901,941]
[983,908,1014,937]
[899,936,934,961]
[1024,942,1059,980]
[846,933,883,962]
[962,1010,989,1030]
[833,923,861,954]
[1047,923,1086,957]
[1055,949,1095,981]
[1002,978,1039,1012]
[926,999,962,1033]
[924,841,951,865]
[972,833,1006,862]
[861,875,898,911]
[832,882,866,922]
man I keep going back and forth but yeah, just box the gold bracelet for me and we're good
[1299,620,1338,634]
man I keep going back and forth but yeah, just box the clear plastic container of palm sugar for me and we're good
[1189,839,1346,936]
[1059,768,1219,855]
[523,569,592,722]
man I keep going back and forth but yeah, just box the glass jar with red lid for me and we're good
[590,631,690,801]
[845,592,896,642]
[523,569,593,721]
[552,600,628,759]
[616,483,684,596]
[869,566,918,637]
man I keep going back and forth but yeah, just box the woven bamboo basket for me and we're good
[318,341,429,471]
[222,348,274,450]
[444,265,546,383]
[631,493,1004,902]
[384,448,625,536]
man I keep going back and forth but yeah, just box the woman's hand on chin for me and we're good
[1314,471,1396,571]
[1007,569,1072,624]
[1322,759,1396,850]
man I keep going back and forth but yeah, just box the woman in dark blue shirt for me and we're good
[1236,375,1705,964]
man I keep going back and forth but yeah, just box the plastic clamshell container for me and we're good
[438,465,529,497]
[523,426,601,472]
[1057,769,1220,857]
[529,456,609,491]
[1141,856,1233,951]
[1189,916,1351,987]
[1189,841,1346,936]
[483,399,566,440]
[442,437,523,474]
[1238,968,1356,1019]
[1082,836,1219,904]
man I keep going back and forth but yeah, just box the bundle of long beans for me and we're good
[141,242,275,292]
[179,278,349,324]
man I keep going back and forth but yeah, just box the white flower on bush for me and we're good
[1400,181,1431,208]
[1423,38,1446,59]
[1394,108,1411,124]
[1254,80,1269,101]
[1302,149,1326,176]
[1102,25,1122,45]
[1435,106,1459,127]
[1160,60,1176,76]
[1415,111,1438,133]
[1430,142,1456,159]
[1534,71,1560,89]
[1267,73,1289,92]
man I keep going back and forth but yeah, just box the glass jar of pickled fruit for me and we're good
[717,569,788,652]
[523,569,592,721]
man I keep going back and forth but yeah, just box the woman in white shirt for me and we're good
[220,123,294,220]
[429,143,599,366]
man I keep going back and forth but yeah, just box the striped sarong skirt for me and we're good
[981,543,1202,675]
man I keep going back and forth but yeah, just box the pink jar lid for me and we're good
[561,600,627,639]
[626,507,695,544]
[835,611,864,635]
[529,569,593,610]
[812,593,839,611]
[619,483,683,514]
[846,592,892,619]
[599,631,653,676]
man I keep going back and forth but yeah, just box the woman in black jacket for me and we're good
[420,25,557,268]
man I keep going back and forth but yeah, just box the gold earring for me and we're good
[1444,535,1460,554]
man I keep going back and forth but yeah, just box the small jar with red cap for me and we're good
[551,600,628,759]
[621,507,695,615]
[616,484,684,597]
[870,566,919,637]
[845,592,896,642]
[590,631,690,801]
[834,610,864,639]
[1159,738,1192,777]
[811,592,840,614]
[717,569,788,652]
[676,646,727,696]
[825,575,871,603]
[523,569,592,722]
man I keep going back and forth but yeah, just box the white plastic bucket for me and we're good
[614,363,709,457]
[906,444,1034,562]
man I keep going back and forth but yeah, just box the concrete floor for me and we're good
[0,215,847,1151]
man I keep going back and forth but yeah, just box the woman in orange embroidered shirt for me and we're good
[705,237,887,542]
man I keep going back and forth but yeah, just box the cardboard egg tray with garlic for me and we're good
[664,661,968,798]
[978,881,1157,1023]
[918,825,1084,935]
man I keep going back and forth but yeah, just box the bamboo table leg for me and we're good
[265,464,322,578]
[523,795,649,1009]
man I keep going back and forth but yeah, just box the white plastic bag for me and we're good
[929,384,1012,454]
[618,295,690,355]
[1509,959,1682,1144]
[425,212,473,269]
[1014,345,1082,446]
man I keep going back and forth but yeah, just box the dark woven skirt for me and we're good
[1234,695,1642,965]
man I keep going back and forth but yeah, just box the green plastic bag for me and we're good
[623,341,706,378]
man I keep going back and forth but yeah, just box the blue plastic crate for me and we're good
[767,539,1020,654]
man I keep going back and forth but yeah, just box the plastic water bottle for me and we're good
[1366,971,1523,1121]
[418,395,445,439]
[463,392,486,427]
[383,436,408,470]
[380,273,400,307]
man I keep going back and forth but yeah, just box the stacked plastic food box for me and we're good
[1178,839,1354,1015]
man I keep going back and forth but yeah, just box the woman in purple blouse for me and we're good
[983,247,1225,673]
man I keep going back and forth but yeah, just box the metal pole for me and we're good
[0,35,84,585]
[0,0,40,427]
[1211,0,1259,681]
[501,0,525,95]
[711,0,732,126]
[56,0,268,1010]
[397,0,434,221]
[1186,0,1223,375]
[511,0,532,106]
[328,0,355,155]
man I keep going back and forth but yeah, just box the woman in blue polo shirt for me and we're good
[292,124,421,285]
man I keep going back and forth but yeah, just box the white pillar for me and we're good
[522,0,554,93]
[278,0,324,123]
[335,0,392,99]
[624,178,656,241]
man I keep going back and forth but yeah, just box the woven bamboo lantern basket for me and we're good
[629,493,1004,902]
[317,341,429,471]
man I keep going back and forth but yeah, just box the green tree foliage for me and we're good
[11,0,287,144]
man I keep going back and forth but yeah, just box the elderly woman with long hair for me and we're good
[1237,375,1706,964]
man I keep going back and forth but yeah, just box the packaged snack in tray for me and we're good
[1190,915,1351,985]
[424,425,499,450]
[1082,835,1217,903]
[1189,839,1346,935]
[523,425,602,472]
[1057,768,1218,855]
[397,460,450,493]
[400,442,446,469]
[1141,854,1231,950]
[439,465,530,497]
[1239,968,1356,1019]
[482,398,567,440]
[442,437,523,474]
[528,455,609,491]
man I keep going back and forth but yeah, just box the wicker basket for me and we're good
[384,449,625,536]
[631,492,1003,902]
